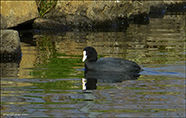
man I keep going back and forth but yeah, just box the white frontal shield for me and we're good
[82,51,87,62]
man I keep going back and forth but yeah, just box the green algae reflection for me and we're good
[31,52,83,79]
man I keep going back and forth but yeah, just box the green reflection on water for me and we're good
[33,36,84,78]
[30,37,84,90]
[28,52,84,91]
[31,53,83,78]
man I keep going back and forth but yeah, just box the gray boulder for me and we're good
[0,30,21,55]
[33,18,71,31]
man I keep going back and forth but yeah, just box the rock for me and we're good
[33,18,71,31]
[142,1,165,18]
[149,3,165,14]
[163,0,185,5]
[165,2,186,12]
[0,30,21,55]
[1,1,39,28]
[44,1,150,27]
[144,1,186,14]
[0,14,7,29]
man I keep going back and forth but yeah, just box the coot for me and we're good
[82,47,143,73]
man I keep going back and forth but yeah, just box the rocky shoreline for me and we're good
[0,1,185,56]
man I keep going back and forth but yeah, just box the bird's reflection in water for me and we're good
[83,70,141,90]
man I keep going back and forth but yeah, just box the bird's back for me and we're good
[85,57,142,73]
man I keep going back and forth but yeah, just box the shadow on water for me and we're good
[82,63,185,90]
[83,71,140,90]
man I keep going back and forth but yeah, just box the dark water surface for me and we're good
[1,14,186,117]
